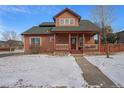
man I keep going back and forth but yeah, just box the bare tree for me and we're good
[1,31,18,52]
[91,6,115,58]
[1,31,18,41]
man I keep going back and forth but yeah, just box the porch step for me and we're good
[54,51,70,56]
[71,50,83,54]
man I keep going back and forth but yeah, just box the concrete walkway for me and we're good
[75,56,118,88]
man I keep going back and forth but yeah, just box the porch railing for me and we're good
[55,44,69,50]
[84,44,98,50]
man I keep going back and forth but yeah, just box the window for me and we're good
[30,37,41,45]
[65,19,69,24]
[60,19,64,25]
[59,18,75,25]
[70,18,74,24]
[72,38,76,44]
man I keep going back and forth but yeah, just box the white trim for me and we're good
[59,18,75,25]
[59,18,64,25]
[29,37,42,46]
[70,18,75,25]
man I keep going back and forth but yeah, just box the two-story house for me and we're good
[22,8,101,54]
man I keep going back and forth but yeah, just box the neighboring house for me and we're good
[5,40,23,49]
[22,8,101,54]
[116,30,124,43]
[0,41,6,47]
[0,40,23,52]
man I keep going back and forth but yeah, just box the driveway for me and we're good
[0,54,86,88]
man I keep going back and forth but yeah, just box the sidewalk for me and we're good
[75,56,118,88]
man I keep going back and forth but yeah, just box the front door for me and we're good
[71,37,76,49]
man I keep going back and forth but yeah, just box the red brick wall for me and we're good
[85,35,95,44]
[23,34,54,53]
[56,33,69,44]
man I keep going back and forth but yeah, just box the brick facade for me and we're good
[23,35,54,53]
[22,8,100,54]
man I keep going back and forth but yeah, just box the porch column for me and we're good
[69,33,71,51]
[98,32,101,52]
[54,33,56,51]
[82,33,85,53]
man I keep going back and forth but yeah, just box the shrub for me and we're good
[30,45,41,54]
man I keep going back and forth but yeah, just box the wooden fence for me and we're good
[0,47,15,52]
[100,44,124,52]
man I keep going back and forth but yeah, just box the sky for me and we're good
[0,5,124,40]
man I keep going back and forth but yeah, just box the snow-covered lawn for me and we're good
[85,52,124,87]
[0,55,86,88]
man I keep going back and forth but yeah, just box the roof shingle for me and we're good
[39,22,55,27]
[51,20,100,31]
[21,26,52,35]
[22,20,100,35]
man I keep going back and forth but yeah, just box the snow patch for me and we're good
[85,52,124,87]
[0,54,87,88]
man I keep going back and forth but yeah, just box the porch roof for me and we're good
[21,26,52,35]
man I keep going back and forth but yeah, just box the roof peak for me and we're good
[53,8,81,21]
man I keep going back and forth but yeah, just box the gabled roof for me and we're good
[39,22,55,27]
[21,26,52,35]
[53,8,81,21]
[22,20,100,35]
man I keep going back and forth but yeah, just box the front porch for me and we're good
[54,32,101,54]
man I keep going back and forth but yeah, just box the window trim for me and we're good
[69,18,75,25]
[59,18,75,25]
[59,18,64,25]
[30,37,42,46]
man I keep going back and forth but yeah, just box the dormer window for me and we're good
[60,18,64,25]
[59,18,75,25]
[65,19,69,24]
[70,18,74,24]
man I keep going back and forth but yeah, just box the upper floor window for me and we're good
[60,19,64,25]
[59,18,75,25]
[70,19,74,24]
[65,19,69,24]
